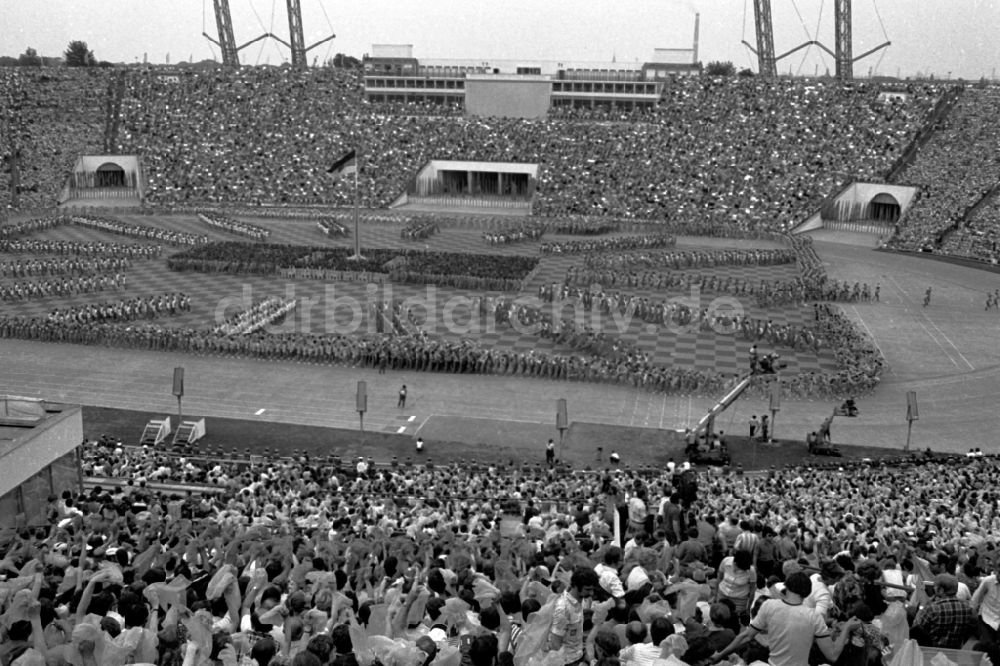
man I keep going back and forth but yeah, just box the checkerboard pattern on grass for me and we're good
[0,214,837,374]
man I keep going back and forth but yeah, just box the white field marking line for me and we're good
[685,396,692,428]
[921,313,975,371]
[918,322,959,368]
[888,274,962,368]
[254,408,266,415]
[887,275,913,306]
[407,415,416,422]
[396,426,407,434]
[658,393,667,429]
[851,306,887,364]
[413,414,434,436]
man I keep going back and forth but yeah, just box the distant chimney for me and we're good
[693,13,700,64]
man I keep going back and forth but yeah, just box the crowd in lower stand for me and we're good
[3,434,1000,666]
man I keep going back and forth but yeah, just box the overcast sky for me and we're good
[2,0,997,79]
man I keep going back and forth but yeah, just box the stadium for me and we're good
[1,1,1000,665]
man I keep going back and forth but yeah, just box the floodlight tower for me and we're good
[834,0,891,80]
[203,0,270,67]
[210,0,239,66]
[745,0,889,80]
[741,0,777,77]
[834,0,853,79]
[287,0,307,68]
[270,0,336,69]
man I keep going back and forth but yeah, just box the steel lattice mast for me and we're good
[270,0,335,69]
[743,0,889,79]
[206,0,238,66]
[753,0,778,77]
[834,0,853,79]
[203,0,270,67]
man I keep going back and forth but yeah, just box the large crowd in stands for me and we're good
[105,68,939,228]
[12,67,1000,266]
[889,87,1000,252]
[0,68,109,209]
[3,435,1000,666]
[9,66,1000,666]
[940,194,1000,264]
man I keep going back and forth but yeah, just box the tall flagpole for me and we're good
[351,159,361,260]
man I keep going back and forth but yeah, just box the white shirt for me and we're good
[805,574,832,618]
[973,574,1000,630]
[594,563,626,599]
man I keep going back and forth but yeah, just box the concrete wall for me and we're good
[0,405,82,531]
[0,406,82,497]
[791,181,920,234]
[425,160,538,179]
[75,155,140,174]
[0,450,79,531]
[842,182,919,211]
[792,211,824,234]
[464,78,552,119]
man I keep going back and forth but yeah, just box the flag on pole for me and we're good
[327,149,358,179]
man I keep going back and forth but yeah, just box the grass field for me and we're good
[2,215,835,375]
[7,212,935,469]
